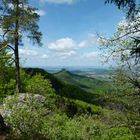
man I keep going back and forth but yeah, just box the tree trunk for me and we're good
[15,0,20,93]
[0,114,7,132]
[15,42,20,93]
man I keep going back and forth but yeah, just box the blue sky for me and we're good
[19,0,124,68]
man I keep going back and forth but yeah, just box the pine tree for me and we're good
[0,0,42,92]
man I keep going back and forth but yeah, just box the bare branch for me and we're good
[7,44,15,52]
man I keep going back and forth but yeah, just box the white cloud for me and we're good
[8,3,14,9]
[78,41,86,48]
[24,34,99,66]
[19,49,38,56]
[82,52,100,60]
[79,34,99,48]
[47,35,99,61]
[35,9,46,16]
[19,48,48,59]
[47,35,98,52]
[39,0,78,4]
[59,50,76,56]
[48,38,77,51]
[41,54,48,59]
[57,50,76,59]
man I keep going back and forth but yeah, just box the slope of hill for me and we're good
[23,68,102,105]
[53,69,112,93]
[24,68,63,91]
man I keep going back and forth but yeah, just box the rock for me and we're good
[33,94,46,103]
[1,93,46,118]
[5,93,46,104]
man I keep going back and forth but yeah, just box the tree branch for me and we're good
[7,44,15,52]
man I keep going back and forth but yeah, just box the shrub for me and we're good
[26,74,55,96]
[3,94,49,140]
[101,127,136,140]
[3,94,136,140]
[0,79,16,100]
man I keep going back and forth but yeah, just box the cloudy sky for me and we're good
[19,0,124,68]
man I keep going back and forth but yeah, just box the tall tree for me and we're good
[0,0,42,92]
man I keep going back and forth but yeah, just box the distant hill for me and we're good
[23,68,102,105]
[53,69,112,93]
[24,68,63,91]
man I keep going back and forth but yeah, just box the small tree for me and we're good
[105,0,140,60]
[0,48,13,82]
[99,16,140,93]
[0,0,42,92]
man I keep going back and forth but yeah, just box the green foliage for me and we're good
[0,67,139,139]
[0,0,42,92]
[54,69,112,93]
[0,0,42,46]
[0,79,16,97]
[24,68,103,105]
[1,67,138,139]
[3,92,136,140]
[73,100,102,114]
[0,49,15,99]
[101,127,136,140]
[99,12,140,92]
[23,74,56,110]
[0,67,16,99]
[55,97,102,117]
[0,68,29,100]
[24,68,64,91]
[26,74,55,96]
[3,94,49,140]
[0,0,139,139]
[37,113,136,140]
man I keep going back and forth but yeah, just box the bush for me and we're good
[26,74,55,96]
[3,94,136,140]
[3,94,49,140]
[1,73,136,140]
[101,127,136,140]
[0,79,16,100]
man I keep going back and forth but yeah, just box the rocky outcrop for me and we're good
[1,93,46,118]
[0,93,46,135]
[4,93,46,104]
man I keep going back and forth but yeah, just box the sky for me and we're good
[19,0,124,68]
